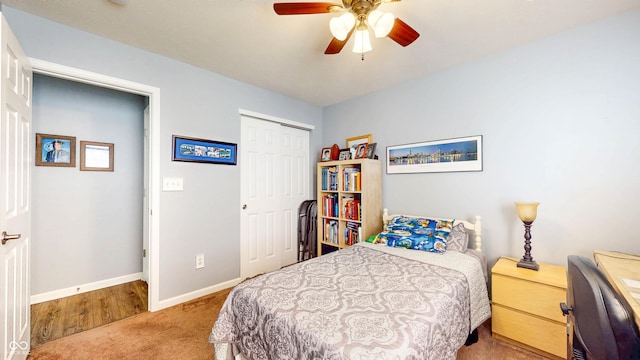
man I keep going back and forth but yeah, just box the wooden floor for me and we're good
[30,280,148,348]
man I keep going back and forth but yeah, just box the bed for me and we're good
[209,210,491,360]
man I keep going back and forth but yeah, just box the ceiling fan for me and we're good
[273,1,420,56]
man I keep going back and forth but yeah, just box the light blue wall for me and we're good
[3,7,324,301]
[323,8,640,268]
[7,4,640,301]
[32,74,146,295]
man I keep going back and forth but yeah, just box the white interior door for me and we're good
[142,106,149,283]
[240,115,309,278]
[0,14,32,360]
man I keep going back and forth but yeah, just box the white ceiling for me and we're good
[5,0,640,107]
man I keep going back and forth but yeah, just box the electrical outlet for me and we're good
[196,254,205,269]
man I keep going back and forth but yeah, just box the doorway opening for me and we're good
[30,58,161,312]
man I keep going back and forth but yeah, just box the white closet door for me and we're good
[240,115,309,278]
[280,125,309,267]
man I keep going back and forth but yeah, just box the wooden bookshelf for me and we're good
[317,158,382,256]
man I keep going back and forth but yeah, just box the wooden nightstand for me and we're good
[491,257,568,359]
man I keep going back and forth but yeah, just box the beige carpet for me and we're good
[28,286,548,359]
[27,287,232,360]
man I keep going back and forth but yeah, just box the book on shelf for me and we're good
[343,167,361,192]
[324,220,339,244]
[341,196,361,221]
[322,193,338,217]
[345,221,361,246]
[321,166,338,191]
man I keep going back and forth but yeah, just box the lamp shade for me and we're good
[368,10,395,38]
[352,29,372,53]
[515,202,539,222]
[329,13,355,41]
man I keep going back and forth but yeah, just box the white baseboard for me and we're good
[30,272,143,304]
[31,274,242,311]
[154,277,242,311]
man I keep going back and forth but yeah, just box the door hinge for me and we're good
[143,249,147,258]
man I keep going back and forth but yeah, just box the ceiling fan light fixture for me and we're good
[368,10,395,38]
[352,29,372,54]
[329,13,356,41]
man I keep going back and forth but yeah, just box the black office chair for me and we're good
[560,255,640,360]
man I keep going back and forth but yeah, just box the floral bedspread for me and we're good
[209,243,490,360]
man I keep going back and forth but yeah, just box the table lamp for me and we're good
[515,202,540,271]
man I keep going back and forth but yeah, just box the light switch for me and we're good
[162,177,183,191]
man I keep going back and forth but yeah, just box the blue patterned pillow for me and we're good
[380,216,454,253]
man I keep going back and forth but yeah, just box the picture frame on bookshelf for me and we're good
[346,134,372,149]
[355,143,368,159]
[366,143,377,159]
[338,148,351,160]
[386,135,483,174]
[321,147,332,161]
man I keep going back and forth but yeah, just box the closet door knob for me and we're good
[242,204,247,210]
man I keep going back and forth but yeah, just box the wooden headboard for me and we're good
[381,208,483,252]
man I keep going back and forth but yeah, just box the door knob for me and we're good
[1,231,21,245]
[242,204,247,210]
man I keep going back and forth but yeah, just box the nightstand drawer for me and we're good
[493,273,566,323]
[493,304,567,358]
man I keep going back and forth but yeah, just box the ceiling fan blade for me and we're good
[274,2,340,15]
[387,18,420,47]
[324,28,354,54]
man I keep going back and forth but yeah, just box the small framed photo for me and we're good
[366,143,377,159]
[355,143,368,159]
[172,135,237,165]
[80,141,114,171]
[35,133,76,167]
[346,134,372,149]
[338,148,351,160]
[321,147,332,161]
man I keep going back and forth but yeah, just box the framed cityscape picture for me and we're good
[386,135,483,174]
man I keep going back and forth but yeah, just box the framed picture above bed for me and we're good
[386,135,483,174]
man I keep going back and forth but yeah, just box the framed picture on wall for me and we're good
[80,141,114,172]
[35,133,76,167]
[386,135,483,174]
[172,135,237,165]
